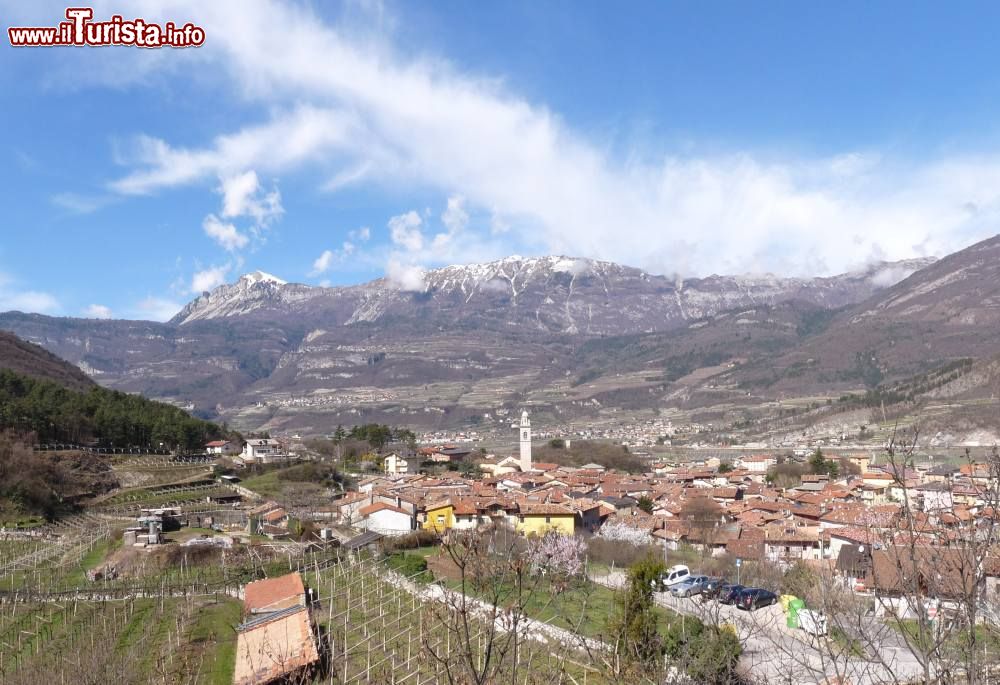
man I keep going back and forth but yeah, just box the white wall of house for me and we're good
[384,454,417,475]
[362,508,414,535]
[923,489,954,512]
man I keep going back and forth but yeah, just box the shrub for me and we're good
[386,552,433,583]
[607,556,667,667]
[587,534,661,567]
[384,529,439,552]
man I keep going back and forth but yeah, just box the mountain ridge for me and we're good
[1,245,987,436]
[169,254,936,330]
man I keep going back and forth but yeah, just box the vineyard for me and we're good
[304,554,608,685]
[0,591,241,684]
[0,531,343,684]
[1,528,613,685]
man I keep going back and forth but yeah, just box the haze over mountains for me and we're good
[1,237,998,438]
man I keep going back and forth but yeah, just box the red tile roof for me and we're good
[358,502,409,517]
[244,572,305,613]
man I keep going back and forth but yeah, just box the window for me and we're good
[523,431,528,439]
[545,516,551,523]
[436,515,444,523]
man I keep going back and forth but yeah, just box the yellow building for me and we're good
[848,454,870,473]
[515,504,575,536]
[423,501,455,533]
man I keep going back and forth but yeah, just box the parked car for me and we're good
[700,577,726,599]
[737,588,779,611]
[670,575,710,598]
[717,583,746,604]
[799,609,828,636]
[653,564,690,591]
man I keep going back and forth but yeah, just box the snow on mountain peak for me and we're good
[240,271,287,286]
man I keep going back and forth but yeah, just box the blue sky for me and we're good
[3,1,1000,321]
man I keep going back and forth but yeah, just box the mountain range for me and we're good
[1,238,997,439]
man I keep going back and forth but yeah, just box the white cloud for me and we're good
[310,240,359,276]
[132,296,184,322]
[434,195,468,249]
[219,170,283,226]
[51,192,112,214]
[0,290,60,314]
[190,265,230,293]
[0,271,59,314]
[220,170,260,217]
[311,249,335,276]
[441,195,468,234]
[97,1,1000,277]
[203,214,249,252]
[350,226,371,242]
[385,257,426,292]
[83,304,113,319]
[388,211,424,252]
[489,209,510,235]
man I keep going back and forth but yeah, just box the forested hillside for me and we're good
[0,368,225,450]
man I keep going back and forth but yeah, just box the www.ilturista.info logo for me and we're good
[8,7,205,48]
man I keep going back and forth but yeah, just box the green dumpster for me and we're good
[787,598,806,628]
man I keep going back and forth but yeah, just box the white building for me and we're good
[205,440,239,456]
[241,438,287,464]
[519,410,532,472]
[739,454,776,473]
[357,502,414,535]
[384,453,419,476]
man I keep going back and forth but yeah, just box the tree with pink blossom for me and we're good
[525,530,586,590]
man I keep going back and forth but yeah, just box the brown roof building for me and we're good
[244,572,306,615]
[233,606,319,685]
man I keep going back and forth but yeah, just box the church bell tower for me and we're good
[519,410,532,471]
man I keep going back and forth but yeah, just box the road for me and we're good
[590,570,924,685]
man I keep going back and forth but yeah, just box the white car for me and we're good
[654,564,690,591]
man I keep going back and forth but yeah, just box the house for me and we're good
[479,455,522,477]
[247,501,285,535]
[847,454,871,473]
[423,500,455,533]
[918,481,954,512]
[835,543,873,591]
[864,546,982,609]
[205,440,239,456]
[739,455,776,473]
[334,491,370,524]
[924,464,959,483]
[761,523,820,563]
[358,502,414,535]
[421,445,473,463]
[515,503,575,536]
[826,526,878,561]
[568,498,603,533]
[234,606,319,685]
[240,438,288,464]
[384,453,419,476]
[599,495,638,513]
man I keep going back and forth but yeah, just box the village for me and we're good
[5,402,997,685]
[143,409,995,684]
